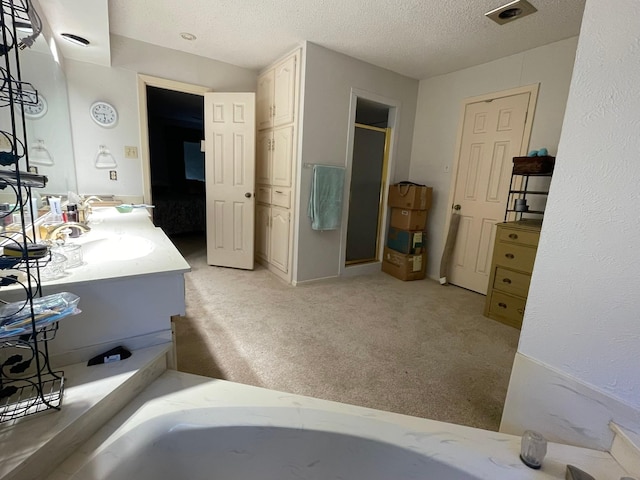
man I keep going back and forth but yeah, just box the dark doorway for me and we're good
[146,86,205,236]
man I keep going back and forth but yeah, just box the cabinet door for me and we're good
[256,69,274,130]
[273,55,296,127]
[270,207,290,273]
[271,125,293,187]
[256,130,273,185]
[255,204,271,261]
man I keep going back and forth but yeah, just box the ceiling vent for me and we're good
[485,0,538,25]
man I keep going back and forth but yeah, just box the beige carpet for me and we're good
[172,234,519,431]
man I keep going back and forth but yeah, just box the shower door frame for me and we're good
[339,88,400,277]
[344,123,391,266]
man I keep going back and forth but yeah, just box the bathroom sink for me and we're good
[80,234,155,263]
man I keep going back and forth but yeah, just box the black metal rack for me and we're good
[0,0,64,423]
[504,158,554,222]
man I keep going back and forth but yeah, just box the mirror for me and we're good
[0,31,77,207]
[20,34,77,195]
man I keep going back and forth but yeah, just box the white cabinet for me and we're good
[256,204,270,262]
[255,49,299,283]
[273,55,297,127]
[257,125,294,188]
[272,125,294,187]
[257,54,297,131]
[255,204,291,274]
[256,130,272,185]
[270,207,291,273]
[256,70,275,130]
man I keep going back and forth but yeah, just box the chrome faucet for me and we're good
[41,222,91,242]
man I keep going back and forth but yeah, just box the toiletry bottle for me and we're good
[66,204,78,223]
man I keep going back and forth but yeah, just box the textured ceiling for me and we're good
[107,0,585,79]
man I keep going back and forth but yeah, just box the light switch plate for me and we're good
[109,170,117,181]
[124,146,138,159]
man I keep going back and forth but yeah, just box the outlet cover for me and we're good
[109,170,117,181]
[124,146,138,159]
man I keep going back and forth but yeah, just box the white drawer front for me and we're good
[271,188,291,208]
[256,186,272,204]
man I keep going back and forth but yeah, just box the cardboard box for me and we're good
[381,247,426,281]
[387,227,423,254]
[390,208,427,230]
[388,184,433,210]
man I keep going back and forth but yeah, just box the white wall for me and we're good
[65,35,257,197]
[409,37,578,279]
[501,0,640,450]
[295,42,419,283]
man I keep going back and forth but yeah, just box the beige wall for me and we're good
[409,37,578,279]
[294,42,419,283]
[502,0,640,450]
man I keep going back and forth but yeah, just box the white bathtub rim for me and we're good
[49,371,628,480]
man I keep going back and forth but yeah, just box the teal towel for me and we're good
[308,165,345,231]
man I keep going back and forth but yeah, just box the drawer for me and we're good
[493,267,531,297]
[256,186,272,204]
[271,188,291,208]
[497,227,539,247]
[493,242,537,272]
[488,291,526,328]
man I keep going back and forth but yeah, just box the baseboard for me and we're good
[501,352,640,451]
[292,274,339,286]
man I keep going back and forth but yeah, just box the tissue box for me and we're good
[388,184,432,210]
[381,247,426,281]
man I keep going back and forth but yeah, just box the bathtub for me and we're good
[48,371,627,480]
[66,408,481,479]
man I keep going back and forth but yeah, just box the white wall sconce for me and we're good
[94,144,117,169]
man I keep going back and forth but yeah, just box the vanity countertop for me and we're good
[39,207,190,287]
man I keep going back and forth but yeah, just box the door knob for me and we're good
[453,204,461,211]
[245,192,252,198]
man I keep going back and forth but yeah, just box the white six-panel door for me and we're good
[449,92,530,294]
[205,92,256,270]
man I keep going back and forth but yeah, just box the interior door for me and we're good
[204,92,256,270]
[449,92,531,294]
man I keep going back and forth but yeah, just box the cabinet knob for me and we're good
[508,233,518,239]
[498,302,507,309]
[505,253,515,259]
[502,278,512,284]
[517,308,524,315]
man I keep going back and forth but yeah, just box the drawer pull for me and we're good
[502,278,512,284]
[498,302,507,309]
[517,308,524,315]
[505,253,515,259]
[275,190,284,194]
[508,233,518,239]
